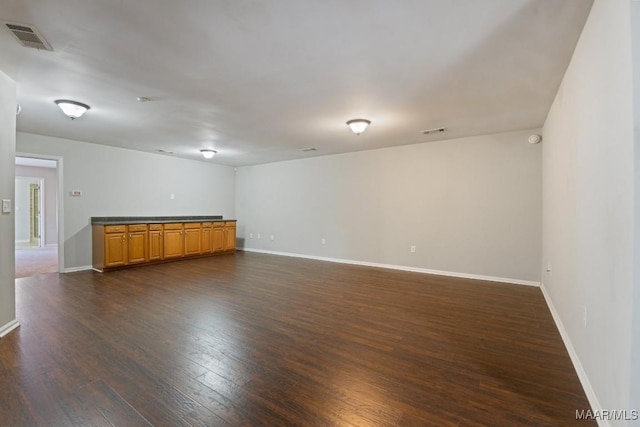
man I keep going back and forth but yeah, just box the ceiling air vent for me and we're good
[421,127,446,135]
[3,22,53,51]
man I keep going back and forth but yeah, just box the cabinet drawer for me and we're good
[185,222,201,229]
[149,224,163,231]
[225,221,236,226]
[163,223,184,230]
[202,222,212,227]
[213,222,225,227]
[105,225,126,233]
[128,224,148,232]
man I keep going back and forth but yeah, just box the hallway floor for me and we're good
[15,246,58,278]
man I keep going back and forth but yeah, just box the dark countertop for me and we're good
[91,216,236,225]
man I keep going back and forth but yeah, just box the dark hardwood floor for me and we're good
[1,251,593,426]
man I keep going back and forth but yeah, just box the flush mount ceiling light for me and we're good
[346,119,371,135]
[54,99,90,119]
[200,149,217,159]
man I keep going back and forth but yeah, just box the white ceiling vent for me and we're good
[421,127,446,135]
[3,22,52,51]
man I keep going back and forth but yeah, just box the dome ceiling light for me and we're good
[200,149,217,159]
[55,100,90,119]
[346,119,371,135]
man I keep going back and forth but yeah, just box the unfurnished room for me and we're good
[0,1,639,426]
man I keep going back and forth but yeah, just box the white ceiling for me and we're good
[1,0,593,166]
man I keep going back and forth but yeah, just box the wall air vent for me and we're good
[3,22,53,51]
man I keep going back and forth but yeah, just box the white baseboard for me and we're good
[240,247,540,287]
[45,243,58,248]
[63,265,93,273]
[0,319,20,338]
[540,283,607,427]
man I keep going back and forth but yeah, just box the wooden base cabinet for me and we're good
[149,224,163,261]
[224,222,236,252]
[93,220,236,272]
[127,224,148,264]
[104,226,127,268]
[201,222,213,253]
[163,223,184,259]
[93,224,148,271]
[184,223,202,256]
[212,222,225,253]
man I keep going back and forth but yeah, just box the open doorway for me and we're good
[15,176,44,248]
[15,156,61,278]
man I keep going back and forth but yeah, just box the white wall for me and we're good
[237,129,542,284]
[15,165,58,246]
[0,71,17,337]
[542,0,637,422]
[17,132,237,270]
[630,0,640,420]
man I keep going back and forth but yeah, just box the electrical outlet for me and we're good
[270,234,274,241]
[546,264,552,274]
[583,306,587,327]
[249,233,253,238]
[1,199,11,213]
[321,238,326,245]
[410,245,416,253]
[257,234,261,239]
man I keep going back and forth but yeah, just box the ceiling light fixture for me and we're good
[54,99,90,119]
[200,149,217,159]
[346,119,371,135]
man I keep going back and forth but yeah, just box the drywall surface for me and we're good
[630,0,640,423]
[0,71,16,336]
[17,132,236,270]
[542,0,636,419]
[237,129,542,283]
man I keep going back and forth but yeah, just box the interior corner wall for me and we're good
[237,129,542,283]
[16,132,237,271]
[542,0,635,418]
[0,71,17,335]
[15,165,58,246]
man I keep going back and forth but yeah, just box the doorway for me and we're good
[15,177,43,249]
[15,155,62,278]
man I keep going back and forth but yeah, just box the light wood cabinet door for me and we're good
[149,229,163,261]
[128,231,148,264]
[184,225,202,256]
[224,223,236,252]
[163,225,184,259]
[212,225,225,253]
[201,225,213,253]
[104,232,127,267]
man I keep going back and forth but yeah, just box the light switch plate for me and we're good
[2,199,11,213]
